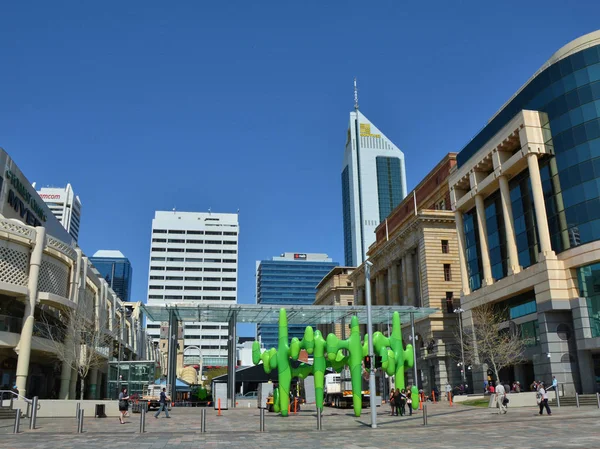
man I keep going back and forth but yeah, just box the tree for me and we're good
[36,299,116,400]
[461,304,526,385]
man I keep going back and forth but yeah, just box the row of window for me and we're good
[150,266,236,272]
[149,275,236,281]
[153,229,237,236]
[149,285,237,291]
[151,238,237,245]
[152,247,237,255]
[148,294,235,301]
[149,259,236,267]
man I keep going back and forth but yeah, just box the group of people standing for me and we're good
[388,387,413,416]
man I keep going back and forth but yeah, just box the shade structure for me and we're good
[141,303,437,325]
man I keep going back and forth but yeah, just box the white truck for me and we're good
[139,385,172,411]
[324,369,370,408]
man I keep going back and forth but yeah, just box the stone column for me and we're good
[58,342,72,399]
[389,264,400,305]
[375,274,384,306]
[405,252,416,306]
[357,287,365,306]
[15,226,46,397]
[454,211,471,295]
[498,175,521,274]
[527,153,554,258]
[69,368,78,399]
[474,194,493,286]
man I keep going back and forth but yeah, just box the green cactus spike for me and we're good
[366,311,418,410]
[252,308,314,417]
[325,316,365,417]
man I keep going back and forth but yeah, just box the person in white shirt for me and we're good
[538,382,552,415]
[495,383,507,414]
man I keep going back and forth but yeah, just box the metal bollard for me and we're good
[139,408,146,433]
[76,402,81,420]
[13,409,21,434]
[555,388,560,408]
[259,408,265,432]
[576,392,580,408]
[422,403,428,426]
[316,407,322,430]
[201,408,207,433]
[77,409,84,434]
[596,392,600,409]
[29,396,38,430]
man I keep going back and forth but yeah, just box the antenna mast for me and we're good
[354,77,359,110]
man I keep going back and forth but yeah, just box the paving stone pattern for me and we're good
[0,403,599,448]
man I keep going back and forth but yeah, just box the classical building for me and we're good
[314,267,355,338]
[0,148,154,399]
[350,153,463,392]
[449,30,600,394]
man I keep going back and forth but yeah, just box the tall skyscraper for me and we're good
[341,84,407,266]
[35,183,82,243]
[256,253,337,349]
[90,250,133,302]
[145,211,239,367]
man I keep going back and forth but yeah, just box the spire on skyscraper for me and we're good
[354,77,359,111]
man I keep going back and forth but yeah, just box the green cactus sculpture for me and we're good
[252,308,314,416]
[325,316,366,417]
[366,311,418,410]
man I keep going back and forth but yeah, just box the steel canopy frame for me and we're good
[142,303,438,409]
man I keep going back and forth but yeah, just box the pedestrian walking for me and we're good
[399,389,407,416]
[154,388,171,419]
[496,383,507,414]
[393,389,401,416]
[118,388,129,424]
[406,387,413,416]
[537,382,552,416]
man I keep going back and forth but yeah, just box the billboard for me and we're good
[0,148,75,245]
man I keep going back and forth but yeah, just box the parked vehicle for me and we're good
[324,370,370,408]
[138,385,172,411]
[236,391,258,399]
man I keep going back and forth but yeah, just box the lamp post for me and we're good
[453,308,466,385]
[364,260,377,429]
[116,309,124,396]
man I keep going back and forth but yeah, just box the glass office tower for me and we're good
[256,253,338,349]
[90,250,133,302]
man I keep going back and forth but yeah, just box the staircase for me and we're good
[0,406,18,420]
[549,394,599,407]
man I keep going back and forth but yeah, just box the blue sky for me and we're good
[1,1,599,336]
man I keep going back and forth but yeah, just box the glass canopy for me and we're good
[141,303,438,325]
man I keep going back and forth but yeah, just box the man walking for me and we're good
[495,382,507,414]
[154,388,171,419]
[538,382,552,416]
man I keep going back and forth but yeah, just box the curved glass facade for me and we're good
[460,42,600,288]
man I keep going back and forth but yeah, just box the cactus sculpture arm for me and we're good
[325,316,365,417]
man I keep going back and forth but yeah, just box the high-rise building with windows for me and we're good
[35,183,82,243]
[90,250,133,302]
[145,211,239,367]
[256,253,337,349]
[342,98,407,266]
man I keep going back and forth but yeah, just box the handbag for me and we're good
[502,397,509,405]
[119,399,128,409]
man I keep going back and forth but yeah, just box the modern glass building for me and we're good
[342,107,407,267]
[449,30,600,394]
[90,250,133,302]
[256,253,338,349]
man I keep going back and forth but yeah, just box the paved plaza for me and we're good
[0,403,599,448]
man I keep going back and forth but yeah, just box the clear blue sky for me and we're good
[1,1,599,336]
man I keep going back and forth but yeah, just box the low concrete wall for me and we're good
[13,399,122,418]
[453,390,562,408]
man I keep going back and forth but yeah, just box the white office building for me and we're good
[341,106,407,266]
[35,183,82,243]
[145,211,239,367]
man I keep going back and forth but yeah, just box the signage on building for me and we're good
[39,193,63,201]
[0,149,74,245]
[294,253,307,260]
[359,123,381,139]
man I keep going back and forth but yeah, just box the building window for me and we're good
[445,292,454,314]
[443,264,452,281]
[441,240,449,254]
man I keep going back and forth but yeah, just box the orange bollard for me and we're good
[294,398,297,414]
[218,398,222,416]
[432,390,436,403]
[419,393,423,410]
[448,392,453,407]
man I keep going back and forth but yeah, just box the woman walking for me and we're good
[393,389,402,416]
[537,382,552,416]
[118,387,130,424]
[406,387,413,416]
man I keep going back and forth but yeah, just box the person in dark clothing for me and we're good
[154,388,171,418]
[406,388,413,416]
[118,388,129,424]
[393,389,401,416]
[399,389,407,416]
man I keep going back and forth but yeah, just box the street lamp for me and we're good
[453,308,466,386]
[364,260,377,429]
